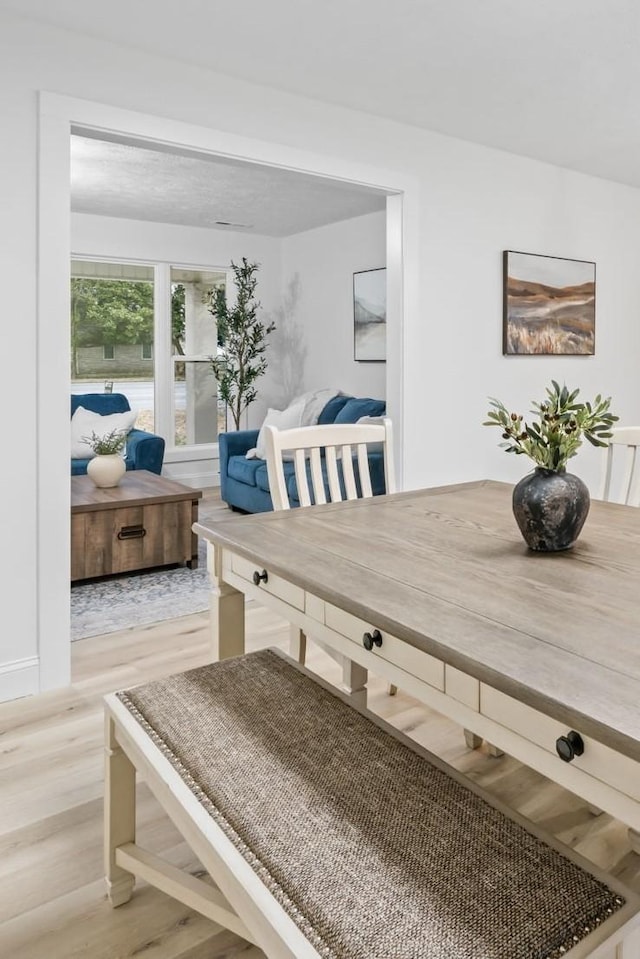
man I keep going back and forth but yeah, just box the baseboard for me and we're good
[163,463,220,489]
[0,656,40,703]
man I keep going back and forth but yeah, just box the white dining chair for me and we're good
[598,426,640,505]
[264,417,397,699]
[264,417,395,511]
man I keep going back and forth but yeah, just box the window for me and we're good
[70,259,226,449]
[170,267,226,446]
[71,259,155,430]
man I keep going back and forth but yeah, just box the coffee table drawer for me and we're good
[325,603,444,690]
[481,685,640,802]
[72,500,194,580]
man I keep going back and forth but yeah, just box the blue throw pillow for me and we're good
[318,394,352,424]
[334,397,386,423]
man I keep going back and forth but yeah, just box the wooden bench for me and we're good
[104,649,640,958]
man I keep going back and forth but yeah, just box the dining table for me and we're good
[194,479,640,850]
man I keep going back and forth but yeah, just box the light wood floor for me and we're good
[2,497,639,957]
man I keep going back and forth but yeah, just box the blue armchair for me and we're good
[71,393,165,476]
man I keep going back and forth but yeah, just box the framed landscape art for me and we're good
[354,267,386,362]
[503,250,595,355]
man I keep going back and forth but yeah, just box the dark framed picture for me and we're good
[353,268,386,362]
[503,250,595,355]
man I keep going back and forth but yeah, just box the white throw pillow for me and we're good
[246,400,305,460]
[70,406,137,459]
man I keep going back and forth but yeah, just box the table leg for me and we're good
[208,543,245,661]
[104,714,136,907]
[290,626,307,664]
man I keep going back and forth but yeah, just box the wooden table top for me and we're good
[71,470,202,512]
[195,480,640,762]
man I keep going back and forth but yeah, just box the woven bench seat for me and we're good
[104,649,640,959]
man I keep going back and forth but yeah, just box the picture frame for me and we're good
[353,267,386,362]
[503,250,596,355]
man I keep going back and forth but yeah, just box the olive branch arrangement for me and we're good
[484,381,618,471]
[82,428,128,456]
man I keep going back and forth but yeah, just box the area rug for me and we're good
[70,537,210,641]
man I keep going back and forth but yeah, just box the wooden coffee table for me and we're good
[71,470,203,582]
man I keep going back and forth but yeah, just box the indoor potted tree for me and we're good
[484,381,617,550]
[208,258,276,431]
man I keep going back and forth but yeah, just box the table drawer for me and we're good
[445,665,480,711]
[325,603,444,691]
[481,685,640,803]
[230,554,305,611]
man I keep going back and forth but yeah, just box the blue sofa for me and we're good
[219,395,387,513]
[71,393,165,476]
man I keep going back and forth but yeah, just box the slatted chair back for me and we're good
[598,426,640,505]
[264,418,395,512]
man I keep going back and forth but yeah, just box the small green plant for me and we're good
[82,428,127,456]
[484,380,618,471]
[208,258,276,430]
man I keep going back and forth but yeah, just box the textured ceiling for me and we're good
[70,134,388,236]
[4,0,640,189]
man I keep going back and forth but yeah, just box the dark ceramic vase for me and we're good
[512,468,590,552]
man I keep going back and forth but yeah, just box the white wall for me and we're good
[277,212,386,406]
[3,10,640,699]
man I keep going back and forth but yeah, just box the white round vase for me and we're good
[87,454,126,488]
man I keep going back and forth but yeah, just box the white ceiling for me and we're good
[5,0,640,190]
[70,133,388,237]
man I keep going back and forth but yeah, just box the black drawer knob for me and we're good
[556,730,584,763]
[362,629,383,651]
[252,569,268,586]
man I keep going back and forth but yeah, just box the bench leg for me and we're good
[104,715,136,907]
[629,828,640,855]
[617,923,640,956]
[290,626,307,665]
[464,729,483,750]
[486,742,505,758]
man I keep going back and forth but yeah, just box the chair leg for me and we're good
[340,658,368,709]
[464,729,483,750]
[289,626,307,665]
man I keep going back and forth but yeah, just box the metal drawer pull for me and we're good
[253,569,268,586]
[556,730,584,763]
[118,525,146,541]
[362,629,383,651]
